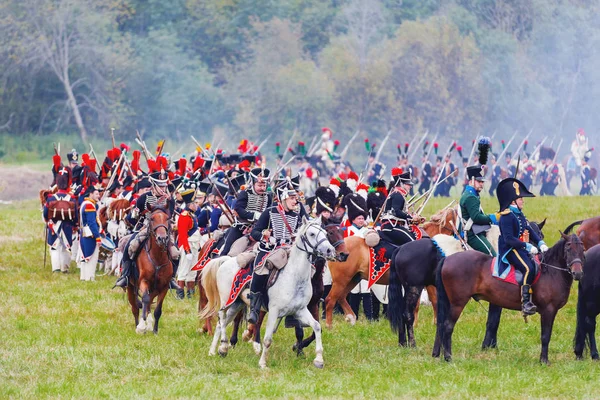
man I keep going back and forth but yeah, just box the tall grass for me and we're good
[1,197,599,398]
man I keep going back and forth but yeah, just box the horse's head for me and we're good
[423,206,457,236]
[149,207,170,249]
[530,218,546,241]
[322,215,349,262]
[298,218,336,261]
[560,231,585,280]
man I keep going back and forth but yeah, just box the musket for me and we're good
[255,133,273,154]
[53,142,60,157]
[339,130,360,160]
[408,130,429,161]
[110,128,116,149]
[136,130,153,161]
[359,143,376,183]
[281,129,298,164]
[270,155,297,186]
[205,173,235,225]
[190,136,211,158]
[531,137,547,160]
[496,130,518,163]
[490,130,497,141]
[552,138,564,164]
[416,161,447,216]
[363,130,391,182]
[512,127,534,156]
[306,135,319,157]
[424,132,439,159]
[467,133,481,164]
[88,144,99,164]
[514,155,521,178]
[407,171,455,210]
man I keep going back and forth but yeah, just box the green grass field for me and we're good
[1,196,600,399]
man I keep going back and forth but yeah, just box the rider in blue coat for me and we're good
[496,178,549,316]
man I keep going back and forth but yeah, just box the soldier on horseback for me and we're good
[459,138,498,257]
[379,168,418,246]
[114,171,182,296]
[247,177,309,325]
[219,167,272,256]
[496,178,549,316]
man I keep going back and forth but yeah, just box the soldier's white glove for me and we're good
[526,243,538,255]
[254,212,261,221]
[540,244,549,253]
[185,253,193,262]
[269,236,277,246]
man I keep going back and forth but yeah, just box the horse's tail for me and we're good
[435,256,449,347]
[199,257,228,320]
[573,281,589,357]
[387,248,405,334]
[564,220,583,235]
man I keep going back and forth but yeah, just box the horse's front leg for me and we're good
[588,315,599,360]
[229,309,243,348]
[252,311,266,355]
[259,310,281,369]
[482,304,503,349]
[218,303,244,357]
[325,276,358,329]
[126,286,139,328]
[539,307,558,365]
[136,283,150,334]
[295,307,324,369]
[152,288,169,334]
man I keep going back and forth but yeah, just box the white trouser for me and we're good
[50,241,71,272]
[177,233,201,282]
[71,233,80,262]
[79,246,99,281]
[111,250,123,276]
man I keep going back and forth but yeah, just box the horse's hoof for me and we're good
[197,327,206,334]
[345,314,356,325]
[313,360,324,369]
[218,349,228,358]
[253,342,262,355]
[540,359,550,366]
[209,350,216,357]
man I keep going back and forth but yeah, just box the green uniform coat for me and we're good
[459,186,496,256]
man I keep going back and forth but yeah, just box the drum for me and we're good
[98,236,116,262]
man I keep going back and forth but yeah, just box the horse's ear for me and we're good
[302,215,308,225]
[539,218,547,230]
[559,230,569,241]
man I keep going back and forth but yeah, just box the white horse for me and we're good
[200,218,336,369]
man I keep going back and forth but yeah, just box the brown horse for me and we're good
[564,216,600,250]
[434,232,585,364]
[324,206,458,329]
[127,207,173,334]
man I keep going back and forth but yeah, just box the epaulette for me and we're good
[500,209,511,216]
[84,203,96,212]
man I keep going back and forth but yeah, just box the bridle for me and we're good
[539,237,585,276]
[296,223,331,263]
[323,222,344,250]
[144,208,172,270]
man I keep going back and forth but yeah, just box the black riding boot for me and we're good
[171,260,185,299]
[114,259,132,288]
[248,274,268,324]
[521,284,537,316]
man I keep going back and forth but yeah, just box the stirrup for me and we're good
[112,276,128,289]
[521,302,537,316]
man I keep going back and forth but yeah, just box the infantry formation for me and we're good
[40,127,598,368]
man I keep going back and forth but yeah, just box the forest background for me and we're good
[1,0,599,166]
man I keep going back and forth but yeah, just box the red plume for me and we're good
[239,159,251,170]
[392,167,403,176]
[131,150,141,175]
[178,158,187,176]
[347,171,359,181]
[193,157,204,171]
[82,153,90,167]
[329,178,340,187]
[120,142,130,152]
[147,159,157,173]
[52,154,61,171]
[156,156,168,171]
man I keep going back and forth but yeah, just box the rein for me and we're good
[539,253,582,277]
[144,210,171,271]
[296,224,329,263]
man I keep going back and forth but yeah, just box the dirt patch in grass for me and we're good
[0,165,52,202]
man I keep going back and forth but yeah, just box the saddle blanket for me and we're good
[491,256,540,286]
[368,240,397,289]
[192,238,219,272]
[224,265,252,308]
[410,225,425,240]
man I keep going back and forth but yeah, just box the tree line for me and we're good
[1,0,599,162]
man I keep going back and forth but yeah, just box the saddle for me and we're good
[491,256,541,286]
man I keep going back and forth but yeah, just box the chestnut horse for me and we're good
[564,216,600,250]
[434,232,585,364]
[126,207,173,334]
[324,206,458,329]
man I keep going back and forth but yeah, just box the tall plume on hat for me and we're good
[478,137,491,166]
[456,145,463,158]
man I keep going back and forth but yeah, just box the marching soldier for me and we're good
[418,151,433,195]
[496,178,548,316]
[220,167,272,256]
[580,150,594,196]
[539,147,559,196]
[247,179,309,325]
[176,183,201,299]
[459,139,497,256]
[78,184,103,281]
[488,154,501,196]
[43,167,77,273]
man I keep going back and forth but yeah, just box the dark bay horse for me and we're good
[574,244,600,360]
[388,221,545,349]
[434,232,585,364]
[127,207,173,334]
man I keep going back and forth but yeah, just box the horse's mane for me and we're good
[424,205,457,230]
[564,220,583,235]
